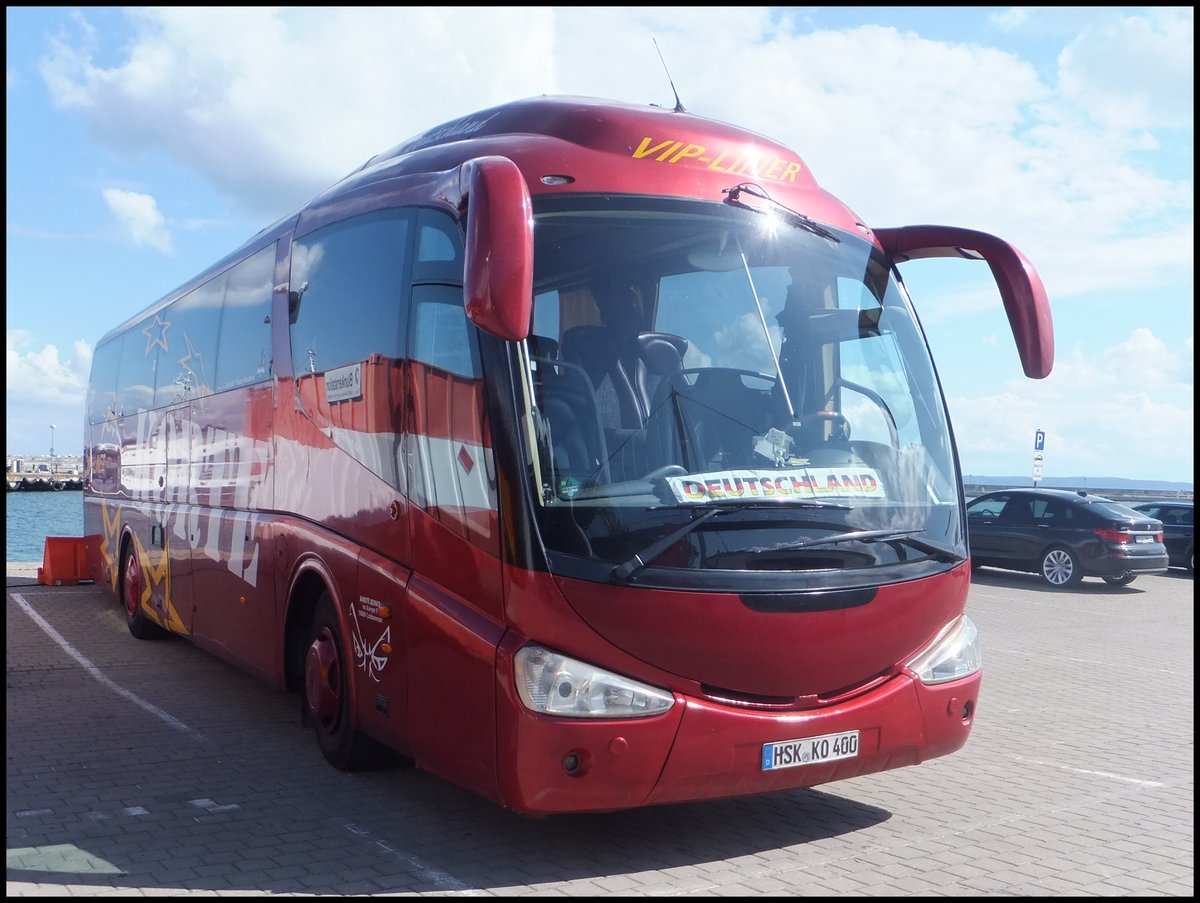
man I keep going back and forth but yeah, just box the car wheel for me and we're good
[1040,546,1082,588]
[1102,573,1137,587]
[1187,546,1194,575]
[304,591,379,771]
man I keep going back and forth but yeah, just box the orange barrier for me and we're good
[38,536,91,586]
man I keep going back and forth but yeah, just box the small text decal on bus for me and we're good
[325,363,362,403]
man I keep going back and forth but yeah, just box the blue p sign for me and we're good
[1034,430,1045,451]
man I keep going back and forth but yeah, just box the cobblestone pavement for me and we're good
[7,563,1194,896]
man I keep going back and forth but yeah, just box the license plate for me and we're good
[1135,534,1154,543]
[762,730,859,771]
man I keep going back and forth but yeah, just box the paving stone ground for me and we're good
[7,563,1193,896]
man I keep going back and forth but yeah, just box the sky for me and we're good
[5,7,1194,485]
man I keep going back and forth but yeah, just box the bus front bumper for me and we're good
[496,669,980,815]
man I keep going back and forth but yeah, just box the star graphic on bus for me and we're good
[133,534,189,635]
[99,501,121,592]
[177,332,210,391]
[143,314,171,355]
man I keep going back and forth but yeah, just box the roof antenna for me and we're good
[653,39,686,113]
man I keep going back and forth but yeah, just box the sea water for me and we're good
[6,490,85,562]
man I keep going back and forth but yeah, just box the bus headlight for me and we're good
[514,645,675,718]
[906,615,981,685]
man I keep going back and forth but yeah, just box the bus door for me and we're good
[400,213,506,796]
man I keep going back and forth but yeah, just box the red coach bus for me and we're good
[83,95,1053,815]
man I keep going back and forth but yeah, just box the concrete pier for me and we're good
[6,454,84,491]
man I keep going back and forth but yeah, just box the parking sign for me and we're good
[1034,429,1045,451]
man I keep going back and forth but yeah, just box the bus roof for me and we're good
[325,95,866,235]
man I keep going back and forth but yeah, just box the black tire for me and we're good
[120,540,161,639]
[1186,545,1194,575]
[303,592,378,771]
[1102,573,1137,587]
[1040,546,1082,588]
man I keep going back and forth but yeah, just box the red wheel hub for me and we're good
[305,627,341,729]
[123,557,140,619]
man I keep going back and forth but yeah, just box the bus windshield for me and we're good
[521,195,964,588]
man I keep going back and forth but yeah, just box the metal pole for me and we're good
[50,424,56,477]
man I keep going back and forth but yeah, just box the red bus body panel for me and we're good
[492,567,979,813]
[547,568,969,699]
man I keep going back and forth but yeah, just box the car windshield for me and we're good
[516,195,964,589]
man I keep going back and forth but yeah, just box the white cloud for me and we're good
[948,326,1194,481]
[6,332,91,404]
[40,7,559,217]
[101,188,173,252]
[988,8,1033,32]
[1057,9,1194,131]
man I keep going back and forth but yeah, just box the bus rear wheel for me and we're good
[304,592,378,771]
[120,542,160,639]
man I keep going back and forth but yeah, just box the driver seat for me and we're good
[632,332,688,420]
[559,328,688,479]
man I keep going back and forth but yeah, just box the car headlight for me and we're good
[906,615,981,685]
[514,644,675,718]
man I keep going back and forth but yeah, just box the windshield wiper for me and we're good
[609,501,853,583]
[780,528,962,563]
[611,507,722,583]
[722,182,842,243]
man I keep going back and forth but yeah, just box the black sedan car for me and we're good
[1129,500,1193,574]
[966,488,1169,588]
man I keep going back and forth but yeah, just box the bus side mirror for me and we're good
[460,156,533,342]
[875,225,1054,379]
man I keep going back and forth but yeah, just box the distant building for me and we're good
[6,454,84,476]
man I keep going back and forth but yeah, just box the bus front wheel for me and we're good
[304,592,377,771]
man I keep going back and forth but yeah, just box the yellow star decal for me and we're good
[100,501,122,592]
[132,532,190,635]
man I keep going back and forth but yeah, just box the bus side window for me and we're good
[413,207,463,283]
[410,285,481,378]
[407,283,493,548]
[157,276,223,406]
[116,314,163,417]
[88,337,123,424]
[214,245,275,391]
[289,210,412,375]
